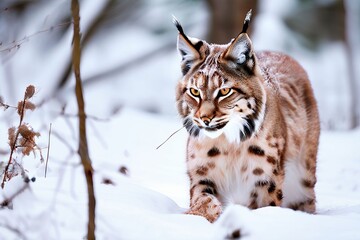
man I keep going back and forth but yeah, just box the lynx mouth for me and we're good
[183,117,230,138]
[203,122,227,131]
[201,122,228,139]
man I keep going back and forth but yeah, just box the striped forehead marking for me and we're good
[199,52,222,76]
[186,48,228,98]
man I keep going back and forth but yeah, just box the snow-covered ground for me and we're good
[1,108,360,239]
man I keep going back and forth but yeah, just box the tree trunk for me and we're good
[206,0,258,44]
[344,0,359,128]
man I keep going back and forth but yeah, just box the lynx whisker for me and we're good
[156,126,185,150]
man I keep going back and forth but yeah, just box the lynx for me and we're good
[174,11,320,223]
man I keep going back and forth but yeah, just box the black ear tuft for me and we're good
[241,9,252,34]
[173,15,209,75]
[173,16,185,36]
[173,16,195,49]
[221,9,255,73]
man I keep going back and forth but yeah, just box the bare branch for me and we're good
[57,0,116,90]
[71,0,96,239]
[84,41,174,86]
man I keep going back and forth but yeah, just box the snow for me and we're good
[1,108,360,239]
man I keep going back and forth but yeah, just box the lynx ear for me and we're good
[222,10,255,73]
[173,16,207,75]
[223,34,253,65]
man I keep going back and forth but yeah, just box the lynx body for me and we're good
[174,14,320,222]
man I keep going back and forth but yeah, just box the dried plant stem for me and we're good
[45,123,52,178]
[71,0,96,239]
[1,94,27,189]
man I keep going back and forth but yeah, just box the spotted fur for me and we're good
[175,13,320,223]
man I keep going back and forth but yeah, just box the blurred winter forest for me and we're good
[1,0,360,239]
[0,0,359,129]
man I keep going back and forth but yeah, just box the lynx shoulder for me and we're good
[174,11,320,223]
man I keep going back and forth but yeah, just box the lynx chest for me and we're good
[187,134,278,208]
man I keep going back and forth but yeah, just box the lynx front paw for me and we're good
[187,195,222,223]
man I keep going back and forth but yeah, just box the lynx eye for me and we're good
[219,88,231,97]
[190,88,200,97]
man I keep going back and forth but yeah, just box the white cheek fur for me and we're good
[200,114,245,143]
[203,129,224,139]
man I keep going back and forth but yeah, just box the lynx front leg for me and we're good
[187,179,222,223]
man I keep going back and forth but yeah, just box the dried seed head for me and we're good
[18,124,32,138]
[18,124,40,156]
[19,137,34,156]
[24,101,36,111]
[8,127,16,147]
[25,85,35,99]
[17,101,24,116]
[18,124,40,139]
[17,100,36,116]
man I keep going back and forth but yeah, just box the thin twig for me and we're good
[156,126,184,150]
[83,41,175,86]
[0,21,72,53]
[45,123,52,178]
[0,101,17,110]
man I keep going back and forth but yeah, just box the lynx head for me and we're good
[174,10,266,143]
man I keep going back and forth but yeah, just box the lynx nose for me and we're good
[201,116,212,126]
